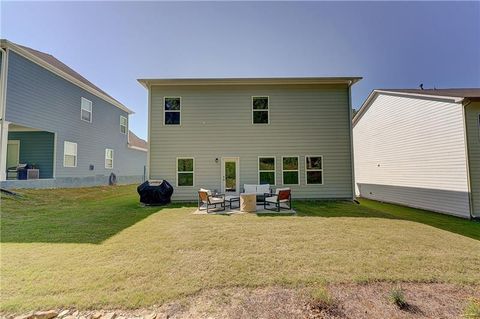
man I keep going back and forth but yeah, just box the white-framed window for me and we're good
[120,116,128,134]
[305,156,323,185]
[105,148,114,169]
[252,96,269,124]
[177,157,194,186]
[63,141,77,168]
[81,97,92,123]
[258,156,275,185]
[164,97,181,125]
[282,156,299,185]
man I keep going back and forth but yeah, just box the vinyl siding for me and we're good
[8,131,55,178]
[149,84,353,201]
[465,101,480,218]
[4,51,146,181]
[353,93,470,218]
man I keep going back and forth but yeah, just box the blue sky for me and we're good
[1,1,479,139]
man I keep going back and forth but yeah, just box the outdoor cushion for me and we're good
[244,184,256,194]
[265,195,289,203]
[257,184,270,194]
[209,197,224,204]
[199,188,212,195]
[275,187,290,194]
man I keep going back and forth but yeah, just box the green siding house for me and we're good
[139,77,361,201]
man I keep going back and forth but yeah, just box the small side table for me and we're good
[225,195,240,209]
[240,193,257,213]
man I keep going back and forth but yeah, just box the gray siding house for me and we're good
[139,77,360,201]
[353,88,480,219]
[0,40,147,188]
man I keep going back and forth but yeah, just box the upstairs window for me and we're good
[164,97,181,125]
[64,141,77,168]
[305,156,323,185]
[105,149,114,169]
[120,116,128,134]
[258,156,275,185]
[177,158,194,186]
[81,97,92,123]
[252,96,269,124]
[282,156,299,185]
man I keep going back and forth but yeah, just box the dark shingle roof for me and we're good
[128,131,148,150]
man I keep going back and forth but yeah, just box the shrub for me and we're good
[464,298,480,319]
[389,287,407,309]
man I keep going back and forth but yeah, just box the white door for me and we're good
[6,140,20,168]
[221,157,240,196]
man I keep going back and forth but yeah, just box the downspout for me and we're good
[461,99,476,219]
[348,82,356,201]
[146,82,151,180]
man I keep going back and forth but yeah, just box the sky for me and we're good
[1,1,479,140]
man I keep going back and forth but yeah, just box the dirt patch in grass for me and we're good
[3,283,478,319]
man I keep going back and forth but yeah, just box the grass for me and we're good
[464,298,480,319]
[388,287,407,309]
[1,185,479,312]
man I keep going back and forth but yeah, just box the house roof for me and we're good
[1,39,133,114]
[128,130,148,152]
[138,77,362,88]
[379,88,480,99]
[353,87,480,127]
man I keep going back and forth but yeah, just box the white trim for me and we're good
[252,96,270,125]
[176,157,194,187]
[348,86,355,200]
[63,141,77,168]
[258,156,276,185]
[52,132,57,178]
[6,140,20,167]
[120,115,128,134]
[0,40,133,114]
[163,96,181,126]
[0,49,9,181]
[81,97,92,123]
[281,156,300,185]
[138,77,362,88]
[305,155,324,185]
[105,148,114,169]
[221,157,240,195]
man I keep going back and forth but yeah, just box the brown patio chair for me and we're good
[198,189,226,213]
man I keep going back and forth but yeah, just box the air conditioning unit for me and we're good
[27,169,40,180]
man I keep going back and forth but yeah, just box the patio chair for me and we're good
[198,188,226,213]
[263,188,292,212]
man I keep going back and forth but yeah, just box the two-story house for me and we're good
[138,77,361,201]
[0,40,147,188]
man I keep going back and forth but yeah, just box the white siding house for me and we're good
[353,89,480,219]
[139,77,361,202]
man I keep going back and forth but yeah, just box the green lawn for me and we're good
[1,185,479,312]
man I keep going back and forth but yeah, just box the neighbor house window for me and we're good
[282,156,299,185]
[81,97,92,123]
[177,158,194,186]
[105,149,114,169]
[120,116,128,134]
[63,141,77,168]
[305,156,323,185]
[164,97,181,125]
[252,96,269,124]
[258,156,275,185]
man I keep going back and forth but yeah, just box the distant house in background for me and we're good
[0,39,147,188]
[353,88,480,219]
